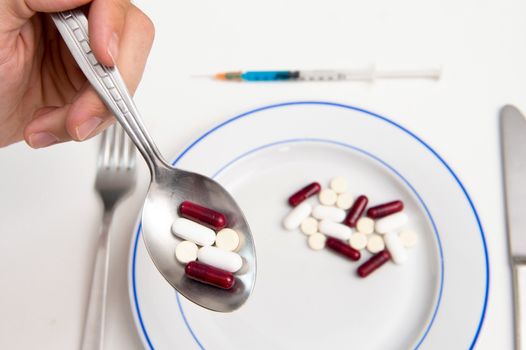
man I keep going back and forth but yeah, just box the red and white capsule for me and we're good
[179,201,227,230]
[326,237,361,261]
[367,200,404,219]
[344,195,368,228]
[288,182,321,207]
[185,261,236,289]
[357,250,391,278]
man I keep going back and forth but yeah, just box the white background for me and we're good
[0,0,524,348]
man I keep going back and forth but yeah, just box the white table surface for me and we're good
[1,0,524,348]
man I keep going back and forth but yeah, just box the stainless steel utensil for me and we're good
[51,10,256,312]
[82,125,136,350]
[500,104,526,350]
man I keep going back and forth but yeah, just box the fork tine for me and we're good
[109,124,118,169]
[116,125,126,169]
[98,126,111,168]
[118,126,136,170]
[127,136,136,169]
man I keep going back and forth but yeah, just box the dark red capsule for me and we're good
[344,195,368,228]
[179,201,227,230]
[326,237,361,261]
[367,200,404,219]
[357,250,391,278]
[185,261,236,289]
[288,182,321,207]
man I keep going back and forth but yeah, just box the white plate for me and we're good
[128,101,488,350]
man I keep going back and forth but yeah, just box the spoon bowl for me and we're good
[143,167,255,311]
[52,10,256,312]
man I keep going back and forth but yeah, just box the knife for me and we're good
[501,104,526,350]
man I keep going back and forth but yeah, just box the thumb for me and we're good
[87,0,130,67]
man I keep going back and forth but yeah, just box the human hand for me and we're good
[0,0,154,148]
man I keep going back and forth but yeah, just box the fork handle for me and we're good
[80,210,113,350]
[50,10,168,175]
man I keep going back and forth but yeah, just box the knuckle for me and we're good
[111,0,130,17]
[143,16,155,41]
[130,6,155,42]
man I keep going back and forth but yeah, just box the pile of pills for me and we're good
[283,177,417,277]
[171,201,243,289]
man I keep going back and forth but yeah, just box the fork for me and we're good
[81,124,136,350]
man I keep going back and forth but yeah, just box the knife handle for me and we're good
[513,264,526,350]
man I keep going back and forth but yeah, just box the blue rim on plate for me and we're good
[176,137,445,349]
[130,101,489,350]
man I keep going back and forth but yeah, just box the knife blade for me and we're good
[501,104,526,262]
[500,104,526,350]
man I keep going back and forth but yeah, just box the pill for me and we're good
[300,217,318,235]
[367,200,404,219]
[172,218,216,246]
[318,220,353,240]
[336,193,354,210]
[356,217,375,234]
[179,201,227,230]
[308,233,327,250]
[344,195,368,228]
[197,246,243,273]
[326,237,361,261]
[366,234,385,253]
[175,241,199,264]
[330,176,348,194]
[384,232,408,265]
[185,261,236,289]
[283,202,313,230]
[312,205,346,222]
[349,232,368,250]
[288,182,321,207]
[399,230,418,248]
[319,189,338,206]
[215,228,240,251]
[375,212,409,234]
[357,250,391,278]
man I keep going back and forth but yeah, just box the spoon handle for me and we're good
[50,10,167,174]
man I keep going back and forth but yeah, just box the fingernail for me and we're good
[76,117,103,140]
[29,132,59,148]
[108,32,119,64]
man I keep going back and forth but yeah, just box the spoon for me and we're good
[51,10,256,312]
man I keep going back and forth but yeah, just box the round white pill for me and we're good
[330,176,348,194]
[175,240,198,264]
[356,217,375,234]
[319,189,337,206]
[336,193,354,210]
[384,232,408,265]
[215,228,240,251]
[283,202,312,230]
[399,230,417,248]
[312,205,346,222]
[198,246,243,273]
[308,233,327,250]
[375,212,409,234]
[367,234,385,253]
[301,217,318,235]
[349,232,367,250]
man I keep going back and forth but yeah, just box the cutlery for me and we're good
[50,10,256,312]
[500,104,526,350]
[82,125,136,350]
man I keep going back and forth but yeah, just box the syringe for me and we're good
[211,65,441,82]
